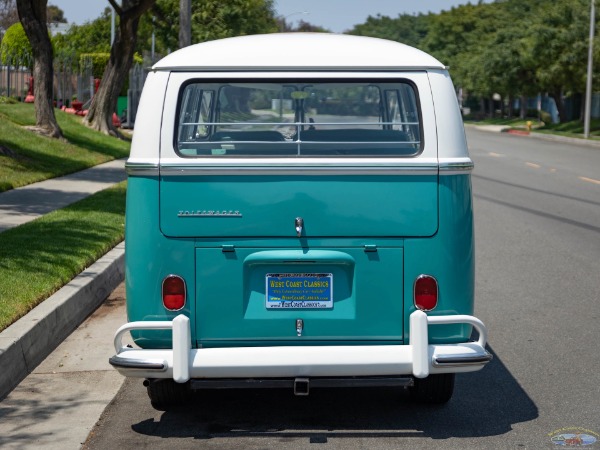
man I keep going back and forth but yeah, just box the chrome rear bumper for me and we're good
[109,311,492,382]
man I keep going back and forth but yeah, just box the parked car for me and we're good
[109,33,492,409]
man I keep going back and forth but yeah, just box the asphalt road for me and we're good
[83,129,600,449]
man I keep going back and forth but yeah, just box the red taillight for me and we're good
[162,275,186,311]
[414,275,438,311]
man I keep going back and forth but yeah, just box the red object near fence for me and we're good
[24,76,34,103]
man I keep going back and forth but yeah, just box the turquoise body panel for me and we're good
[159,175,438,238]
[403,174,475,343]
[125,176,196,348]
[196,247,403,345]
[125,172,474,349]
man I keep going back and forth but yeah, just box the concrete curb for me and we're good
[527,131,600,148]
[0,241,125,400]
[465,123,600,148]
[466,124,511,133]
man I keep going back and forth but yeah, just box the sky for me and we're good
[48,0,482,33]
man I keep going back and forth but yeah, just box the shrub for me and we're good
[0,96,18,104]
[0,23,32,67]
[540,110,552,125]
[79,53,111,79]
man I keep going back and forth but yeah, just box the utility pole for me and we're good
[111,6,115,45]
[151,16,155,63]
[584,0,595,139]
[179,0,191,49]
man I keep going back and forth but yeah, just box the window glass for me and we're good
[178,85,213,144]
[176,80,421,157]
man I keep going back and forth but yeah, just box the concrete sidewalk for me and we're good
[0,280,128,449]
[0,159,127,400]
[0,159,127,232]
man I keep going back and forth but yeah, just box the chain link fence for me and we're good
[1,49,148,128]
[123,62,146,128]
[0,51,32,100]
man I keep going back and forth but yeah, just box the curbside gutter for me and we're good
[0,241,125,400]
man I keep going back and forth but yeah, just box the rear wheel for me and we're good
[409,373,455,404]
[146,379,191,410]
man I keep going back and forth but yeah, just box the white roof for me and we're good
[153,33,445,71]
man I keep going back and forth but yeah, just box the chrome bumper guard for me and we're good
[109,311,492,383]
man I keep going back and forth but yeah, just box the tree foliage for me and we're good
[136,0,277,57]
[79,53,111,78]
[16,0,596,126]
[52,8,112,58]
[0,0,19,37]
[526,0,596,118]
[347,0,600,121]
[1,0,64,42]
[46,3,65,23]
[51,0,278,73]
[2,6,70,65]
[349,13,429,49]
[276,17,328,33]
[191,0,277,42]
[0,21,30,65]
[45,0,278,136]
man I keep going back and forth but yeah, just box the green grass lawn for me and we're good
[466,116,600,139]
[0,102,130,192]
[535,118,600,139]
[0,182,126,332]
[0,102,130,332]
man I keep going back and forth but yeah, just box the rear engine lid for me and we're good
[195,247,404,344]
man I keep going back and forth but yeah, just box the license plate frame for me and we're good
[266,273,333,309]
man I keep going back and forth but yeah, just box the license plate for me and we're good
[266,273,333,309]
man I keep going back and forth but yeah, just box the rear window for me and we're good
[176,80,422,157]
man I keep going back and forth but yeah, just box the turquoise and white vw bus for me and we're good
[110,33,491,408]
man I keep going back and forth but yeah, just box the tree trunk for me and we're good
[550,90,566,123]
[16,0,62,138]
[520,95,527,119]
[84,0,154,136]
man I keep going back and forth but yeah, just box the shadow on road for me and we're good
[125,345,537,443]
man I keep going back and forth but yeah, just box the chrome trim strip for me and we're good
[159,164,438,176]
[439,161,474,174]
[128,161,472,175]
[125,162,159,176]
[109,356,167,371]
[432,352,493,368]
